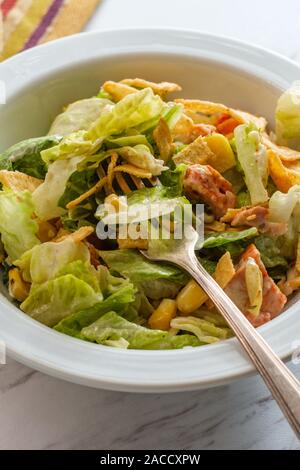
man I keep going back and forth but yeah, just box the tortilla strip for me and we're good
[113,164,152,179]
[296,234,300,273]
[268,149,300,192]
[115,173,132,194]
[0,170,43,193]
[106,153,118,194]
[120,78,182,97]
[55,226,94,243]
[206,252,235,309]
[263,134,300,162]
[204,221,227,233]
[215,252,236,289]
[175,99,267,131]
[221,207,250,223]
[102,81,137,102]
[118,237,149,250]
[153,118,173,162]
[66,176,108,209]
[175,99,230,115]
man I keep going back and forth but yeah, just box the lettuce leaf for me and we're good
[41,89,164,166]
[234,124,268,205]
[96,265,130,297]
[87,88,164,140]
[81,311,167,349]
[21,274,101,327]
[15,238,90,284]
[136,102,182,134]
[114,144,167,176]
[0,136,61,179]
[170,317,232,344]
[159,164,187,197]
[105,134,152,149]
[0,190,40,261]
[148,334,200,350]
[41,130,99,166]
[202,228,258,248]
[32,156,84,220]
[58,168,97,210]
[139,278,182,300]
[254,236,288,268]
[99,249,187,284]
[48,98,113,136]
[81,311,200,350]
[276,84,300,150]
[54,283,136,337]
[268,185,300,259]
[57,260,101,295]
[268,185,300,224]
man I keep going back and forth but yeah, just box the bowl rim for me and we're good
[1,27,300,392]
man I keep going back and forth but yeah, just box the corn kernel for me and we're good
[37,221,57,243]
[177,280,208,315]
[8,268,30,302]
[204,133,236,173]
[148,299,177,331]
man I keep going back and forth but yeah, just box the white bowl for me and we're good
[1,29,300,392]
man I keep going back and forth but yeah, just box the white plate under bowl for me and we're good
[0,29,300,392]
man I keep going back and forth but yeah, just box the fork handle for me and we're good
[178,251,300,439]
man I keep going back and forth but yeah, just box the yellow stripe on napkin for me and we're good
[2,0,54,60]
[0,0,100,61]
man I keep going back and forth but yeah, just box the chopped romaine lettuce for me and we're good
[58,168,97,209]
[15,238,90,284]
[57,260,101,295]
[159,164,187,197]
[96,265,129,297]
[33,156,84,220]
[234,124,268,205]
[136,102,182,134]
[276,84,300,150]
[254,236,288,268]
[202,228,258,248]
[269,185,300,224]
[82,311,200,349]
[236,190,251,208]
[198,257,217,275]
[41,89,164,166]
[105,134,152,150]
[87,88,164,140]
[170,316,232,344]
[268,185,300,259]
[114,144,167,176]
[81,311,167,349]
[48,98,113,136]
[54,283,137,337]
[0,190,40,261]
[21,274,101,327]
[139,278,182,300]
[221,168,245,194]
[0,136,61,178]
[99,249,187,284]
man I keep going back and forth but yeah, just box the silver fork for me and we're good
[141,224,300,439]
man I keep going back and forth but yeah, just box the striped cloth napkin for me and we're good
[0,0,100,61]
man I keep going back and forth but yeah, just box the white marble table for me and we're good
[1,0,300,450]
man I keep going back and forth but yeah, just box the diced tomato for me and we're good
[217,117,240,136]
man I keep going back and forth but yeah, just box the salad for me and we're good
[1,77,300,350]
